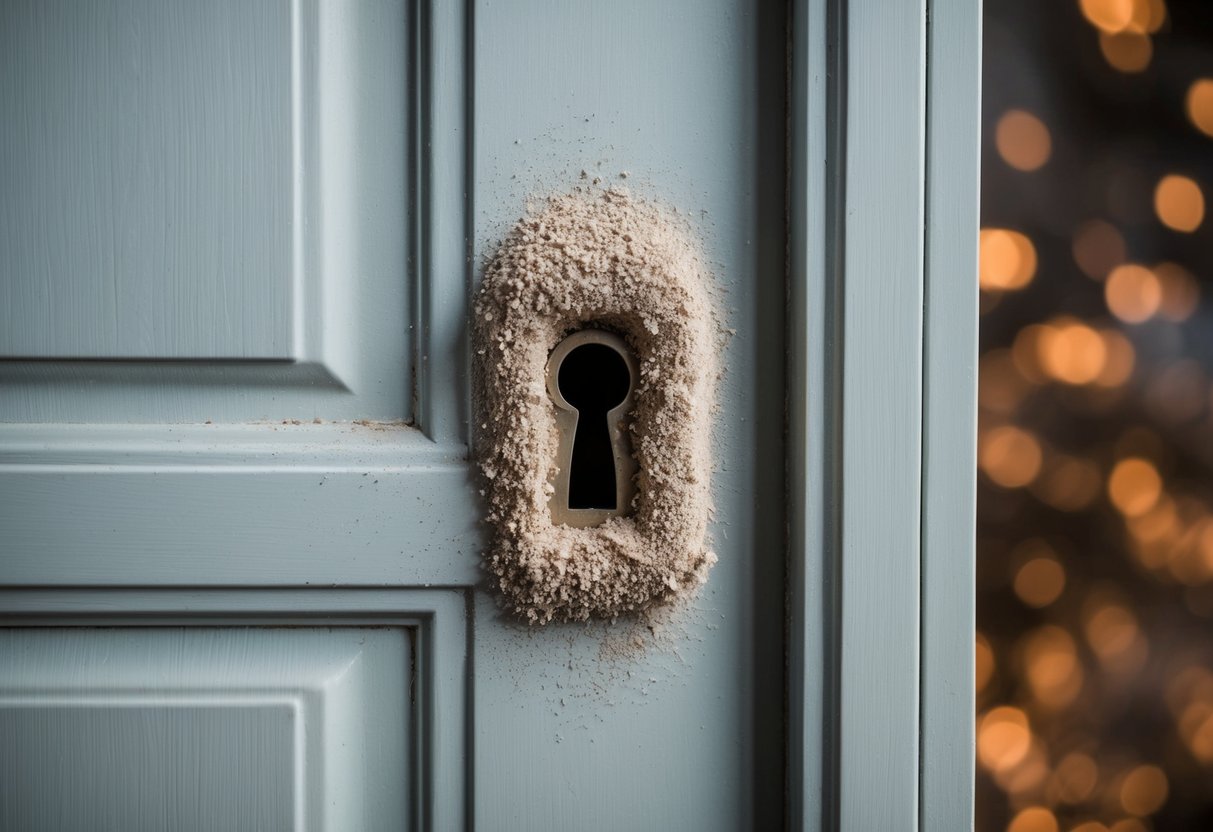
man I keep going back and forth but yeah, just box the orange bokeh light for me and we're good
[1052,752,1099,804]
[1154,262,1201,321]
[1014,557,1066,608]
[1108,457,1163,517]
[1105,264,1162,323]
[996,110,1052,172]
[1006,806,1058,832]
[1186,78,1213,138]
[978,706,1033,773]
[1039,320,1107,384]
[976,631,996,693]
[1155,174,1205,232]
[980,426,1044,488]
[980,229,1038,291]
[1099,31,1153,73]
[1119,764,1169,816]
[1079,0,1135,33]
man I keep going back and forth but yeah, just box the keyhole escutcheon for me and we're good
[546,329,638,528]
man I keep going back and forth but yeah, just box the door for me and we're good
[0,0,980,830]
[0,0,784,829]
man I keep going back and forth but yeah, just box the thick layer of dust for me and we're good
[474,187,717,624]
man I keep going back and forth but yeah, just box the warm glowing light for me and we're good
[1079,0,1135,33]
[1086,603,1140,660]
[1154,262,1201,321]
[996,110,1052,172]
[1186,78,1213,138]
[1179,700,1213,763]
[1072,220,1126,280]
[1109,819,1149,832]
[1128,496,1178,545]
[1012,324,1050,383]
[978,706,1032,773]
[1108,458,1163,517]
[1039,320,1107,384]
[1155,174,1205,232]
[1069,824,1109,832]
[1095,330,1136,387]
[1099,31,1152,73]
[996,739,1051,795]
[1006,806,1058,832]
[1023,625,1083,708]
[1119,764,1168,816]
[1014,558,1066,607]
[976,631,996,692]
[1127,0,1167,33]
[1105,264,1162,323]
[1052,752,1098,803]
[1200,523,1213,573]
[980,229,1038,290]
[980,426,1044,488]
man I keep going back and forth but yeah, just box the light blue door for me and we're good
[0,0,788,829]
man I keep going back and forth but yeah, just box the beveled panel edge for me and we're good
[412,0,472,446]
[0,422,456,467]
[0,587,471,832]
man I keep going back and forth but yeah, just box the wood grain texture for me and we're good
[920,0,981,827]
[0,0,412,424]
[838,1,927,829]
[0,588,470,832]
[0,626,411,832]
[0,0,293,359]
[0,424,480,587]
[470,0,787,829]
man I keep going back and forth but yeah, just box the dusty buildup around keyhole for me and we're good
[473,187,718,624]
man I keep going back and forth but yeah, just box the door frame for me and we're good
[787,0,981,829]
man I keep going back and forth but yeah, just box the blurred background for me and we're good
[978,1,1213,830]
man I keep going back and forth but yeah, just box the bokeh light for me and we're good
[1154,174,1205,232]
[1107,458,1162,517]
[996,111,1053,172]
[981,228,1039,290]
[982,2,1210,829]
[1186,78,1213,138]
[1099,31,1153,73]
[1118,765,1168,816]
[980,426,1044,488]
[1104,264,1161,323]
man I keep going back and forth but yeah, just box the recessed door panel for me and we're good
[0,0,412,423]
[0,627,412,832]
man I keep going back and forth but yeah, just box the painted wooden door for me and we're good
[1,0,979,829]
[0,0,784,829]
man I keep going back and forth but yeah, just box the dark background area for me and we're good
[979,1,1213,830]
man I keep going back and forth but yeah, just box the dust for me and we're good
[473,187,717,624]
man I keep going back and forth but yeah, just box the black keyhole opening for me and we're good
[557,342,632,510]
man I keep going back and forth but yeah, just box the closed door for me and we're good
[0,0,787,829]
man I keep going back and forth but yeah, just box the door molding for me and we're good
[0,587,470,832]
[787,0,980,829]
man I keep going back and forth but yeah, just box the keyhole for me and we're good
[557,342,631,509]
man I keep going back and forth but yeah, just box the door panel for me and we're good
[0,0,411,423]
[0,627,412,832]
